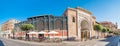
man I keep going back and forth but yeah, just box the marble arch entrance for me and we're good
[81,20,90,41]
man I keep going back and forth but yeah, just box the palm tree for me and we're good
[94,24,103,38]
[20,24,34,41]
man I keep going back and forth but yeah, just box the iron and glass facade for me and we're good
[14,15,68,38]
[27,15,68,32]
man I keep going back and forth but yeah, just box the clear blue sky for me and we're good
[0,0,120,28]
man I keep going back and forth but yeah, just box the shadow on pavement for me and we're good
[0,40,5,46]
[99,36,118,46]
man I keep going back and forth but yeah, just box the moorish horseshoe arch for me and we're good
[80,20,90,41]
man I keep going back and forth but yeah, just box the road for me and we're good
[0,37,64,46]
[105,36,119,46]
[0,37,41,46]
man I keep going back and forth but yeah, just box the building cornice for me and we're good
[75,7,92,15]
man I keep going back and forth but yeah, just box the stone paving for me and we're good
[63,38,109,46]
[6,38,109,46]
[0,36,119,46]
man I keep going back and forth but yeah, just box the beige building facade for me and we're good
[63,7,96,41]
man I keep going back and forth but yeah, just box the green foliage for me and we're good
[106,28,110,31]
[109,31,113,33]
[94,24,103,31]
[102,28,107,33]
[11,29,15,33]
[106,28,110,32]
[114,32,119,35]
[20,24,34,31]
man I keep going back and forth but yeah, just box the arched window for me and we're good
[55,19,62,30]
[38,20,44,31]
[72,17,75,23]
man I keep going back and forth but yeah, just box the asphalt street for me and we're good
[105,36,119,46]
[0,37,63,46]
[0,37,40,46]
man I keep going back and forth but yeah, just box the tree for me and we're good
[113,32,119,35]
[11,29,15,39]
[94,24,103,38]
[102,28,109,37]
[109,31,113,33]
[20,24,34,40]
[94,24,103,32]
[105,28,110,37]
[102,28,107,33]
[106,28,110,32]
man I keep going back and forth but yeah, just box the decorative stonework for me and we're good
[63,7,94,41]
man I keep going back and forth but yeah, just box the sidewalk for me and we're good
[63,38,109,46]
[5,38,63,45]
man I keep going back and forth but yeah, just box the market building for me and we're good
[14,15,68,39]
[14,7,96,41]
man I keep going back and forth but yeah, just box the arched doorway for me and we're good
[81,20,90,41]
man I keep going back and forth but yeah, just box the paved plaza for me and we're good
[0,36,119,46]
